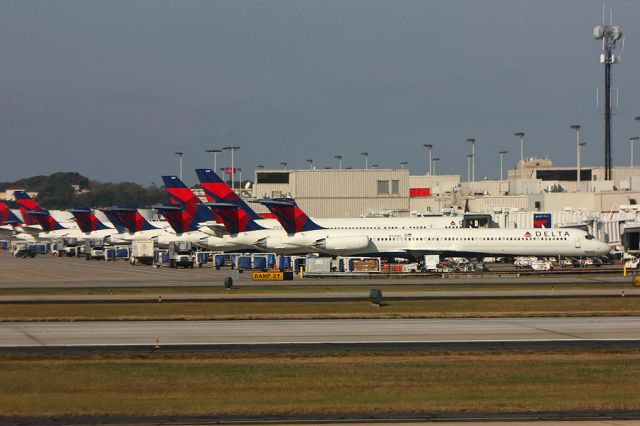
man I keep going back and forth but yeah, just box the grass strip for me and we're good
[1,350,639,416]
[0,281,632,296]
[1,297,640,321]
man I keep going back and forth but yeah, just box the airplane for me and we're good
[258,197,611,258]
[152,203,241,250]
[195,168,471,231]
[161,175,229,237]
[0,202,33,240]
[66,208,133,243]
[205,201,309,254]
[13,191,77,237]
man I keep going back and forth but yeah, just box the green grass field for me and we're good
[1,350,639,416]
[0,280,632,296]
[1,297,639,321]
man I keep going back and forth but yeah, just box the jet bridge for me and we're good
[462,214,494,229]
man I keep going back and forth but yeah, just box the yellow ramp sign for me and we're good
[251,271,293,281]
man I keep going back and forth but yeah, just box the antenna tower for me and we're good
[594,3,623,180]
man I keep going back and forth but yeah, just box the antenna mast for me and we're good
[594,2,623,181]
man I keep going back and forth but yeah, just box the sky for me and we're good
[1,0,640,186]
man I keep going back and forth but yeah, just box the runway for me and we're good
[2,316,640,348]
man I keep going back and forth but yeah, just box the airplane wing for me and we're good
[198,222,230,238]
[16,225,42,237]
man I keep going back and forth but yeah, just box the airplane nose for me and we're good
[596,240,611,255]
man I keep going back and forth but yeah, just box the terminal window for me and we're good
[257,172,290,184]
[391,180,400,194]
[377,180,390,194]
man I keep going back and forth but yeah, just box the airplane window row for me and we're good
[331,225,460,230]
[370,237,570,242]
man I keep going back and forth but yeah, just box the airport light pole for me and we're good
[219,167,227,185]
[400,161,408,169]
[361,152,368,169]
[424,144,433,175]
[256,165,264,171]
[175,152,183,180]
[335,155,343,170]
[371,164,379,169]
[630,137,639,168]
[466,154,472,182]
[223,146,240,191]
[205,149,221,172]
[280,162,287,170]
[432,158,439,176]
[570,125,582,182]
[499,150,508,181]
[578,142,586,185]
[514,132,525,165]
[466,138,475,182]
[306,159,313,169]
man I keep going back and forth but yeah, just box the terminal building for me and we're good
[243,158,640,253]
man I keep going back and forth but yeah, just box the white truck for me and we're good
[84,238,105,261]
[423,255,440,272]
[130,240,154,265]
[168,241,194,268]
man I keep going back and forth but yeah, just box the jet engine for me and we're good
[312,235,370,252]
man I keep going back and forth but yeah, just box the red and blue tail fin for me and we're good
[13,191,42,210]
[204,202,266,235]
[259,198,323,234]
[0,202,23,225]
[106,206,158,233]
[152,204,199,234]
[195,168,262,221]
[25,210,66,232]
[68,208,111,233]
[101,209,127,234]
[13,191,41,225]
[161,175,219,223]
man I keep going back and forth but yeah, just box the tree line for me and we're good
[0,172,169,209]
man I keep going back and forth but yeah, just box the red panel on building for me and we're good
[410,188,431,197]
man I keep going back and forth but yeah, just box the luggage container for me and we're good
[116,247,130,259]
[294,257,306,272]
[252,253,277,271]
[237,255,253,270]
[0,240,9,250]
[154,249,169,267]
[214,254,226,269]
[196,252,210,267]
[279,256,292,270]
[230,254,241,269]
[66,247,78,257]
[305,256,332,273]
[348,257,381,272]
[252,255,267,271]
[105,248,117,261]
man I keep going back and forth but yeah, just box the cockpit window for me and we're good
[585,234,595,240]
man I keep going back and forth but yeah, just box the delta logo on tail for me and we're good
[205,202,265,235]
[25,210,66,232]
[161,175,220,223]
[0,202,22,225]
[107,207,157,233]
[13,191,42,226]
[195,168,263,221]
[153,204,198,234]
[259,198,323,234]
[68,209,111,233]
[101,209,127,234]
